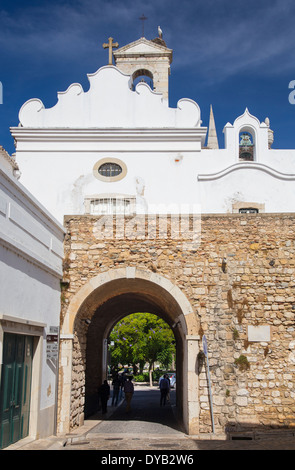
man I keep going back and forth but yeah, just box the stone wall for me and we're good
[61,213,295,433]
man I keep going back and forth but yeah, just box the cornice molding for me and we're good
[0,146,19,170]
[198,162,295,181]
[114,37,173,57]
[11,127,207,151]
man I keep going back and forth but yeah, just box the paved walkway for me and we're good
[5,385,295,452]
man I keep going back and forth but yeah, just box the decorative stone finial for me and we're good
[265,117,274,148]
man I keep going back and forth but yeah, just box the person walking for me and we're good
[123,376,134,412]
[119,372,126,400]
[159,374,170,406]
[118,373,124,400]
[112,373,120,406]
[97,379,110,414]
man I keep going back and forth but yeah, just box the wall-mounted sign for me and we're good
[46,326,59,360]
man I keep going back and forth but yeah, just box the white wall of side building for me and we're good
[0,156,65,444]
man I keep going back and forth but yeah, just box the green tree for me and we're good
[109,313,175,385]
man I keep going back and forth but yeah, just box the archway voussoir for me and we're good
[107,267,129,281]
[125,266,136,278]
[149,272,175,292]
[132,266,153,281]
[169,285,194,316]
[88,270,112,289]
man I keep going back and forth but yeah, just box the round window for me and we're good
[93,158,127,182]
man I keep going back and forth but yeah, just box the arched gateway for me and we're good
[57,267,200,435]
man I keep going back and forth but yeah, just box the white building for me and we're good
[0,146,65,448]
[11,35,295,224]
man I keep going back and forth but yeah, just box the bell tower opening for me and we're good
[113,33,173,103]
[132,69,154,91]
[239,130,255,161]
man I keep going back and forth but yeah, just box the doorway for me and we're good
[84,291,184,422]
[0,333,33,449]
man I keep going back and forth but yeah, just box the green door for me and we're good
[0,333,33,449]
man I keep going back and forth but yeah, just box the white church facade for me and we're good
[1,32,295,440]
[11,36,295,223]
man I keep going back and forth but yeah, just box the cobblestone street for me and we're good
[8,385,295,454]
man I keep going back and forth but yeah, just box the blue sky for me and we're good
[0,0,295,155]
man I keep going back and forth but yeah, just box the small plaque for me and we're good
[248,325,270,342]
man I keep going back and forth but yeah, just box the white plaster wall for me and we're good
[0,164,65,436]
[198,166,295,213]
[0,246,61,326]
[14,151,206,221]
[0,247,61,411]
[14,144,295,223]
[0,165,64,273]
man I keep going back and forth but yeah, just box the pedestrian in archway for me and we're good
[97,379,110,414]
[123,376,134,412]
[159,374,170,406]
[166,375,171,403]
[118,373,124,400]
[112,373,120,406]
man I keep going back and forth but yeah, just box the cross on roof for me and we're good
[139,14,148,37]
[102,37,119,65]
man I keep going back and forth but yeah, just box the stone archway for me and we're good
[57,267,200,435]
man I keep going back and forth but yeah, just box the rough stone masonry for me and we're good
[60,213,295,434]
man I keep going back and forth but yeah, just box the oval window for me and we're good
[98,162,122,178]
[93,158,127,182]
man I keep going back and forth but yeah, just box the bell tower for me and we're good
[113,29,173,104]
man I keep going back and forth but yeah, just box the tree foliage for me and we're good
[109,313,175,378]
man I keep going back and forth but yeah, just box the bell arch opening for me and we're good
[239,127,256,161]
[132,69,154,90]
[58,268,198,435]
